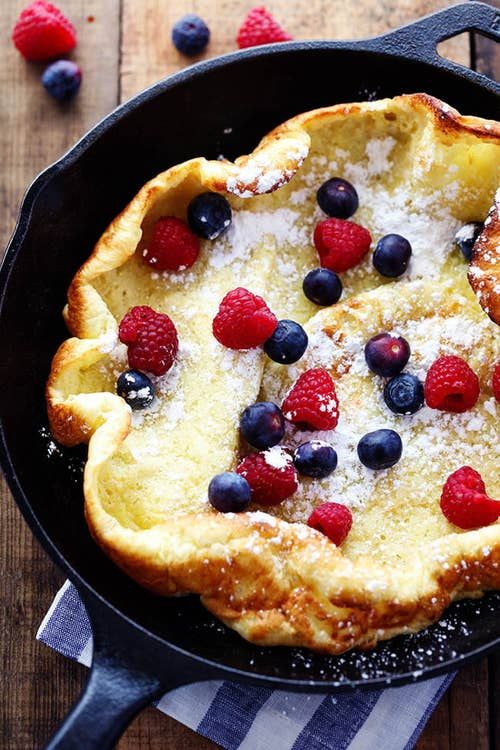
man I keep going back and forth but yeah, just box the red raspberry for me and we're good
[440,466,499,529]
[12,1,76,61]
[236,448,297,506]
[313,218,372,273]
[308,503,353,546]
[118,306,178,376]
[493,361,500,402]
[424,355,479,413]
[282,368,339,430]
[212,288,278,350]
[142,217,200,272]
[237,6,292,49]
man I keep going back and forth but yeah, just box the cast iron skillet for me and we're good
[1,3,499,748]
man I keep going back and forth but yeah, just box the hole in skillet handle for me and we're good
[366,1,500,87]
[43,588,213,750]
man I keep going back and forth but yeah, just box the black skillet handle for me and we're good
[371,1,500,68]
[43,589,205,750]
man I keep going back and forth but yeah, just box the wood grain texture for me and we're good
[120,0,468,100]
[0,1,497,749]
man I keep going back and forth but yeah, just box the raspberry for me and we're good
[308,503,352,546]
[118,306,178,376]
[313,218,372,273]
[236,448,297,506]
[12,1,76,61]
[282,368,339,430]
[440,466,499,529]
[142,217,200,272]
[237,6,292,49]
[212,288,278,349]
[493,361,500,402]
[424,355,479,413]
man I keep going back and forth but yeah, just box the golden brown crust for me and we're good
[46,94,500,654]
[469,190,500,324]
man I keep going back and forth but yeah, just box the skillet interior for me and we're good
[1,45,499,688]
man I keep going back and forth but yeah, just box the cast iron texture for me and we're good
[0,3,499,748]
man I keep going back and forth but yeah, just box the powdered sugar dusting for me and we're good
[263,446,292,470]
[208,208,308,272]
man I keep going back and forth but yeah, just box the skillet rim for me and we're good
[1,35,499,692]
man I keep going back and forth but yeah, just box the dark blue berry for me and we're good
[208,471,251,512]
[454,222,482,262]
[172,14,210,56]
[383,373,424,415]
[373,234,412,277]
[384,372,424,414]
[117,370,155,410]
[364,333,410,377]
[357,429,402,470]
[317,178,358,219]
[42,60,82,102]
[293,440,338,478]
[240,402,285,449]
[302,268,343,306]
[263,320,308,364]
[187,192,232,240]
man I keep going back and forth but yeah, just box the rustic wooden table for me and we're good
[0,1,499,748]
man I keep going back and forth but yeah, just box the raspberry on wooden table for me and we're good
[212,288,277,349]
[236,448,298,506]
[282,368,339,430]
[142,216,200,272]
[440,466,499,529]
[118,306,178,376]
[12,1,76,61]
[314,218,371,273]
[307,502,353,546]
[236,6,292,49]
[424,355,479,413]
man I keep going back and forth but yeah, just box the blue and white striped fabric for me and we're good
[37,581,454,750]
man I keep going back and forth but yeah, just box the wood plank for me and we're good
[490,653,500,750]
[416,691,451,750]
[120,0,469,101]
[0,2,120,748]
[449,661,490,750]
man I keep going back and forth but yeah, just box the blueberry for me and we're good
[187,192,232,240]
[364,333,410,378]
[454,222,482,262]
[240,402,285,449]
[373,234,412,277]
[383,373,424,415]
[317,178,358,219]
[208,471,251,512]
[293,440,338,478]
[172,14,210,56]
[264,320,308,364]
[357,429,403,470]
[303,268,343,306]
[42,60,82,102]
[116,370,155,410]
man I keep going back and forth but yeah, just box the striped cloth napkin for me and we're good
[37,581,453,750]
